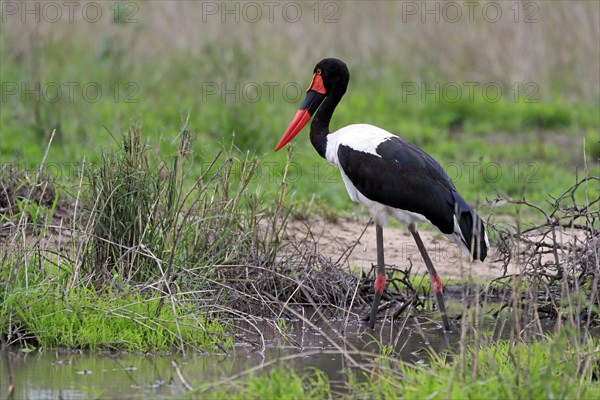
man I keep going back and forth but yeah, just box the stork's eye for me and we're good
[316,68,322,75]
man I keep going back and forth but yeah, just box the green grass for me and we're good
[190,367,332,400]
[4,285,230,352]
[351,330,600,399]
[198,330,600,399]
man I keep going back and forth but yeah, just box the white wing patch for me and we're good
[325,124,396,166]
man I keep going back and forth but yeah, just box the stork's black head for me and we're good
[275,58,350,151]
[313,58,350,98]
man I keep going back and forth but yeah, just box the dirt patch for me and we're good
[287,216,514,281]
[0,167,76,252]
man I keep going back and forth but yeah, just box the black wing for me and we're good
[338,137,456,233]
[338,136,487,261]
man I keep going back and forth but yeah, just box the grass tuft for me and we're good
[8,286,230,352]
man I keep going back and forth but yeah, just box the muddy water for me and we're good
[1,300,556,399]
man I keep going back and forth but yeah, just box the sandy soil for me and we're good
[287,216,516,280]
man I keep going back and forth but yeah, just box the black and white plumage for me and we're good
[330,125,487,261]
[276,58,488,330]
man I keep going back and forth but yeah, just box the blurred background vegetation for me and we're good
[1,0,598,213]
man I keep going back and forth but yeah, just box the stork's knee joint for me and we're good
[431,273,443,294]
[374,273,386,294]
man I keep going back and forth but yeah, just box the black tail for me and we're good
[454,193,488,261]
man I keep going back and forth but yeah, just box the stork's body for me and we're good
[326,124,484,256]
[276,58,488,330]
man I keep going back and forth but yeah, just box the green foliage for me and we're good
[6,285,231,352]
[195,330,600,399]
[346,331,600,399]
[193,367,331,400]
[13,188,58,237]
[86,126,180,282]
[84,127,288,284]
[521,102,573,129]
[586,129,600,162]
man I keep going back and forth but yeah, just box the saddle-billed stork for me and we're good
[275,58,488,330]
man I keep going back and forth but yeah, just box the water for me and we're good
[1,300,557,399]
